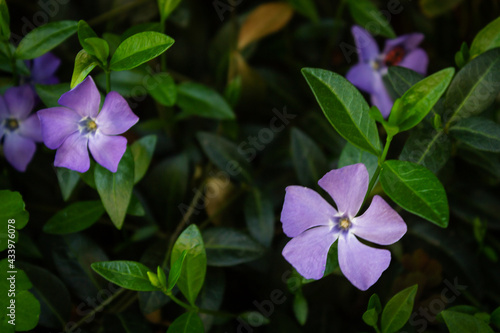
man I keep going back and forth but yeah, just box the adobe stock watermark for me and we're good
[212,0,244,22]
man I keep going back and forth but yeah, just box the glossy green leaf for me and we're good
[302,68,381,156]
[419,0,464,17]
[470,17,500,58]
[449,117,500,152]
[91,261,157,291]
[381,285,418,333]
[244,189,274,247]
[171,225,207,305]
[387,66,424,98]
[167,250,187,291]
[95,149,135,229]
[197,132,252,182]
[203,227,266,267]
[347,0,396,38]
[43,201,105,234]
[147,73,177,106]
[0,0,10,40]
[441,310,494,333]
[0,191,29,251]
[293,292,308,325]
[167,312,204,333]
[131,135,157,183]
[290,127,328,187]
[71,49,98,88]
[110,32,174,71]
[380,160,449,227]
[444,48,500,126]
[287,0,318,22]
[14,290,40,331]
[158,0,183,23]
[55,167,80,202]
[177,82,235,120]
[339,142,378,181]
[389,68,455,132]
[15,20,78,59]
[77,20,98,51]
[85,37,109,64]
[35,83,70,108]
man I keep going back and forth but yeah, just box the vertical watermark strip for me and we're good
[6,219,17,326]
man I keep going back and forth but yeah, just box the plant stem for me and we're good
[163,290,235,317]
[373,325,382,333]
[105,70,111,94]
[4,43,18,85]
[363,134,394,205]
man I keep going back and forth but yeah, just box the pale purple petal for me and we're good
[18,114,42,142]
[352,25,379,62]
[31,53,61,84]
[371,74,394,118]
[37,107,80,149]
[4,85,34,119]
[3,133,36,172]
[96,92,139,135]
[54,132,90,173]
[58,76,100,118]
[399,48,429,76]
[318,164,369,218]
[282,226,339,280]
[346,63,378,94]
[338,232,391,290]
[351,195,407,245]
[383,33,424,54]
[281,186,338,238]
[88,132,127,173]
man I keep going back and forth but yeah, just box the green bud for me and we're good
[157,266,167,287]
[147,271,162,289]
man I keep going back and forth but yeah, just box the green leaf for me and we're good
[0,0,10,40]
[71,49,98,89]
[158,0,183,23]
[95,69,148,97]
[177,82,235,120]
[55,167,80,201]
[147,73,177,106]
[441,310,494,333]
[35,83,70,108]
[287,0,319,22]
[0,191,29,251]
[167,312,204,333]
[15,290,40,331]
[244,189,274,247]
[95,149,135,229]
[15,20,78,59]
[387,66,424,98]
[368,293,382,314]
[203,227,266,267]
[491,307,500,328]
[167,250,187,291]
[388,68,455,132]
[127,194,146,217]
[239,311,271,327]
[470,17,500,58]
[419,0,464,17]
[444,48,500,126]
[362,308,378,327]
[171,225,207,305]
[293,292,308,325]
[77,20,98,51]
[290,128,328,187]
[131,135,157,183]
[347,0,396,38]
[380,160,449,227]
[110,32,174,71]
[197,132,252,182]
[338,142,378,181]
[381,285,418,333]
[449,117,500,152]
[85,37,110,64]
[43,201,105,234]
[302,68,381,156]
[91,261,157,291]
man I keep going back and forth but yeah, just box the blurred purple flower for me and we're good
[346,26,429,118]
[24,52,61,86]
[281,163,407,291]
[0,85,42,172]
[37,76,139,173]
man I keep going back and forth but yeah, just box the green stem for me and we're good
[105,70,111,94]
[363,134,394,205]
[163,290,235,317]
[373,325,382,333]
[4,43,18,85]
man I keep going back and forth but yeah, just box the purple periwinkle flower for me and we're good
[346,25,429,118]
[37,76,139,173]
[0,85,42,172]
[281,163,407,290]
[24,52,61,86]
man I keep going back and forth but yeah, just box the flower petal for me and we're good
[371,74,394,118]
[54,132,90,173]
[399,48,429,76]
[338,232,391,290]
[4,85,34,119]
[282,226,339,280]
[383,33,424,54]
[96,92,139,135]
[351,195,407,245]
[88,132,127,173]
[37,107,80,149]
[31,52,61,84]
[281,186,338,238]
[346,63,378,94]
[318,164,368,218]
[3,133,36,172]
[58,76,100,118]
[18,114,42,142]
[352,25,379,62]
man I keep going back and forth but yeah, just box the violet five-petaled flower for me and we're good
[281,163,407,291]
[0,85,42,172]
[37,76,139,173]
[346,25,429,118]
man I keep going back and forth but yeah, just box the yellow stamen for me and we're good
[339,218,351,230]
